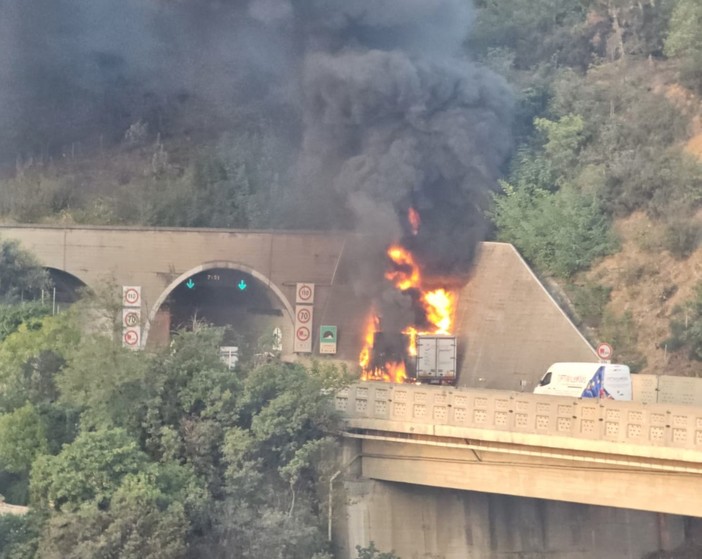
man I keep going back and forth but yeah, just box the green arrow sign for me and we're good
[238,279,247,291]
[186,278,195,289]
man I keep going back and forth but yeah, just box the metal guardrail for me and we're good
[337,383,702,454]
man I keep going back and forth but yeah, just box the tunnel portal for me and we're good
[154,267,290,353]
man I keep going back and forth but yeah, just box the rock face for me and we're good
[336,480,687,559]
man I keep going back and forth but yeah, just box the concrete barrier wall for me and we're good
[633,374,702,407]
[337,383,702,455]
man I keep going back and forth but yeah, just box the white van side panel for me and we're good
[534,362,632,401]
[534,363,598,397]
[601,364,632,400]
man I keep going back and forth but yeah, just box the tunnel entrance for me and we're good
[153,267,290,355]
[44,268,87,312]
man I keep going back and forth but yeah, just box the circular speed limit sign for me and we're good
[596,342,613,360]
[124,329,140,347]
[298,285,312,300]
[124,311,140,327]
[297,307,311,323]
[122,286,142,308]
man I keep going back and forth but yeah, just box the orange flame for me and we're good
[408,207,420,235]
[385,244,420,291]
[359,243,457,383]
[359,312,407,383]
[359,314,378,373]
[422,288,454,334]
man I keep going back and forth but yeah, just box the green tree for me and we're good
[664,0,702,92]
[533,114,586,179]
[664,0,702,58]
[57,336,150,432]
[142,122,290,230]
[665,282,702,361]
[37,475,188,559]
[4,307,347,558]
[0,405,48,475]
[0,302,50,344]
[195,360,345,558]
[491,182,618,277]
[0,512,42,559]
[470,0,588,70]
[0,312,80,412]
[0,239,50,304]
[31,428,148,511]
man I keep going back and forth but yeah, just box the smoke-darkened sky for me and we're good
[1,0,513,326]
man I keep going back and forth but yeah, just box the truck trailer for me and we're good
[414,335,457,385]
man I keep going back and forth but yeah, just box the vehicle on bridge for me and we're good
[534,362,632,400]
[414,334,457,385]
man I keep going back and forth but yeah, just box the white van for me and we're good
[533,362,632,400]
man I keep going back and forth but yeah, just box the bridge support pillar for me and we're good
[333,479,687,559]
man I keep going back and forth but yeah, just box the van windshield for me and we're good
[538,372,552,386]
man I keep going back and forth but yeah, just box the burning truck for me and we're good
[361,329,457,385]
[359,210,459,385]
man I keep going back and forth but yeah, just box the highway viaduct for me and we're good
[333,382,702,558]
[337,382,702,518]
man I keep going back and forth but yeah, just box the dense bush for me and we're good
[569,282,612,328]
[665,282,702,361]
[491,183,618,278]
[0,294,351,556]
[665,0,702,92]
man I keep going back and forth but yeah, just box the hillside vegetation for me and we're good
[3,2,702,557]
[1,2,702,376]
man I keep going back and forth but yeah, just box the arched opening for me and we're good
[44,268,88,312]
[146,263,294,358]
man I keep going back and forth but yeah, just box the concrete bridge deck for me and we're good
[338,382,702,517]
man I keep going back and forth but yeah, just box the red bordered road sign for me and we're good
[296,283,315,304]
[293,303,314,353]
[122,308,141,328]
[297,307,312,324]
[296,326,310,342]
[596,342,613,360]
[123,327,141,349]
[122,286,141,308]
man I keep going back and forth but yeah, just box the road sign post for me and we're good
[122,286,142,350]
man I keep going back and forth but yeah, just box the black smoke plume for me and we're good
[285,0,514,332]
[1,0,512,331]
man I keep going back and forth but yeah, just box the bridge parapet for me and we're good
[337,382,702,464]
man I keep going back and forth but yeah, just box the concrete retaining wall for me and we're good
[633,374,702,407]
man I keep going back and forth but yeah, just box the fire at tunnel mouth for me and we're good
[164,268,287,347]
[358,236,460,385]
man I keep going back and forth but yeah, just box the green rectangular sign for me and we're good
[319,325,337,354]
